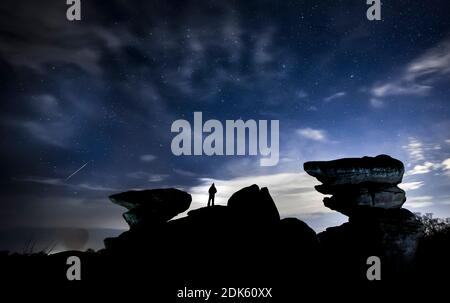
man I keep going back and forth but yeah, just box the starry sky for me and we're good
[1,0,450,251]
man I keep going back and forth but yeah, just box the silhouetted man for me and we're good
[207,183,217,207]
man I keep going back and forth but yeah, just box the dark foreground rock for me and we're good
[319,208,424,279]
[227,184,280,224]
[305,154,424,278]
[99,185,320,291]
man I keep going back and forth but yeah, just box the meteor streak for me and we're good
[65,161,89,181]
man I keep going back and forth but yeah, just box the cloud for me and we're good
[187,172,329,218]
[0,2,107,75]
[296,128,328,142]
[403,138,450,176]
[6,94,76,148]
[173,169,198,177]
[324,91,346,102]
[140,154,157,162]
[406,196,434,208]
[371,83,431,98]
[296,90,308,99]
[369,98,384,108]
[406,161,441,176]
[14,176,118,192]
[15,176,64,186]
[406,39,450,80]
[399,181,425,191]
[154,16,289,99]
[403,137,425,163]
[442,158,450,176]
[77,184,118,192]
[127,171,168,182]
[370,37,450,98]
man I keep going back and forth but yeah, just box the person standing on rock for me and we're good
[207,183,217,207]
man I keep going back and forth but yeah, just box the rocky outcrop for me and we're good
[101,184,319,286]
[304,154,424,278]
[109,188,192,228]
[227,184,280,224]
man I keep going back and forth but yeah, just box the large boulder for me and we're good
[109,188,191,228]
[304,154,404,186]
[227,184,280,224]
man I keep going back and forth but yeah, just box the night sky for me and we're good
[1,0,450,251]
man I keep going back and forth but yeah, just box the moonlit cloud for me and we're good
[403,137,425,163]
[370,98,384,108]
[296,128,328,142]
[140,154,157,162]
[406,196,434,208]
[442,158,450,176]
[370,37,450,99]
[406,161,442,176]
[406,39,450,80]
[399,181,425,191]
[127,171,169,182]
[324,91,346,102]
[371,83,431,97]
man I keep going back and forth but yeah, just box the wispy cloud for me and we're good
[407,39,450,80]
[324,91,346,102]
[406,161,442,176]
[139,154,157,162]
[369,98,384,108]
[7,94,76,148]
[403,137,450,176]
[127,171,168,182]
[406,196,434,208]
[296,90,308,99]
[399,181,425,191]
[173,169,198,177]
[371,83,431,98]
[14,176,118,192]
[296,128,328,142]
[403,137,425,163]
[370,37,450,98]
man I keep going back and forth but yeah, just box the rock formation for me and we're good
[101,183,321,290]
[305,154,406,216]
[109,188,192,228]
[304,154,424,278]
[227,184,280,224]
